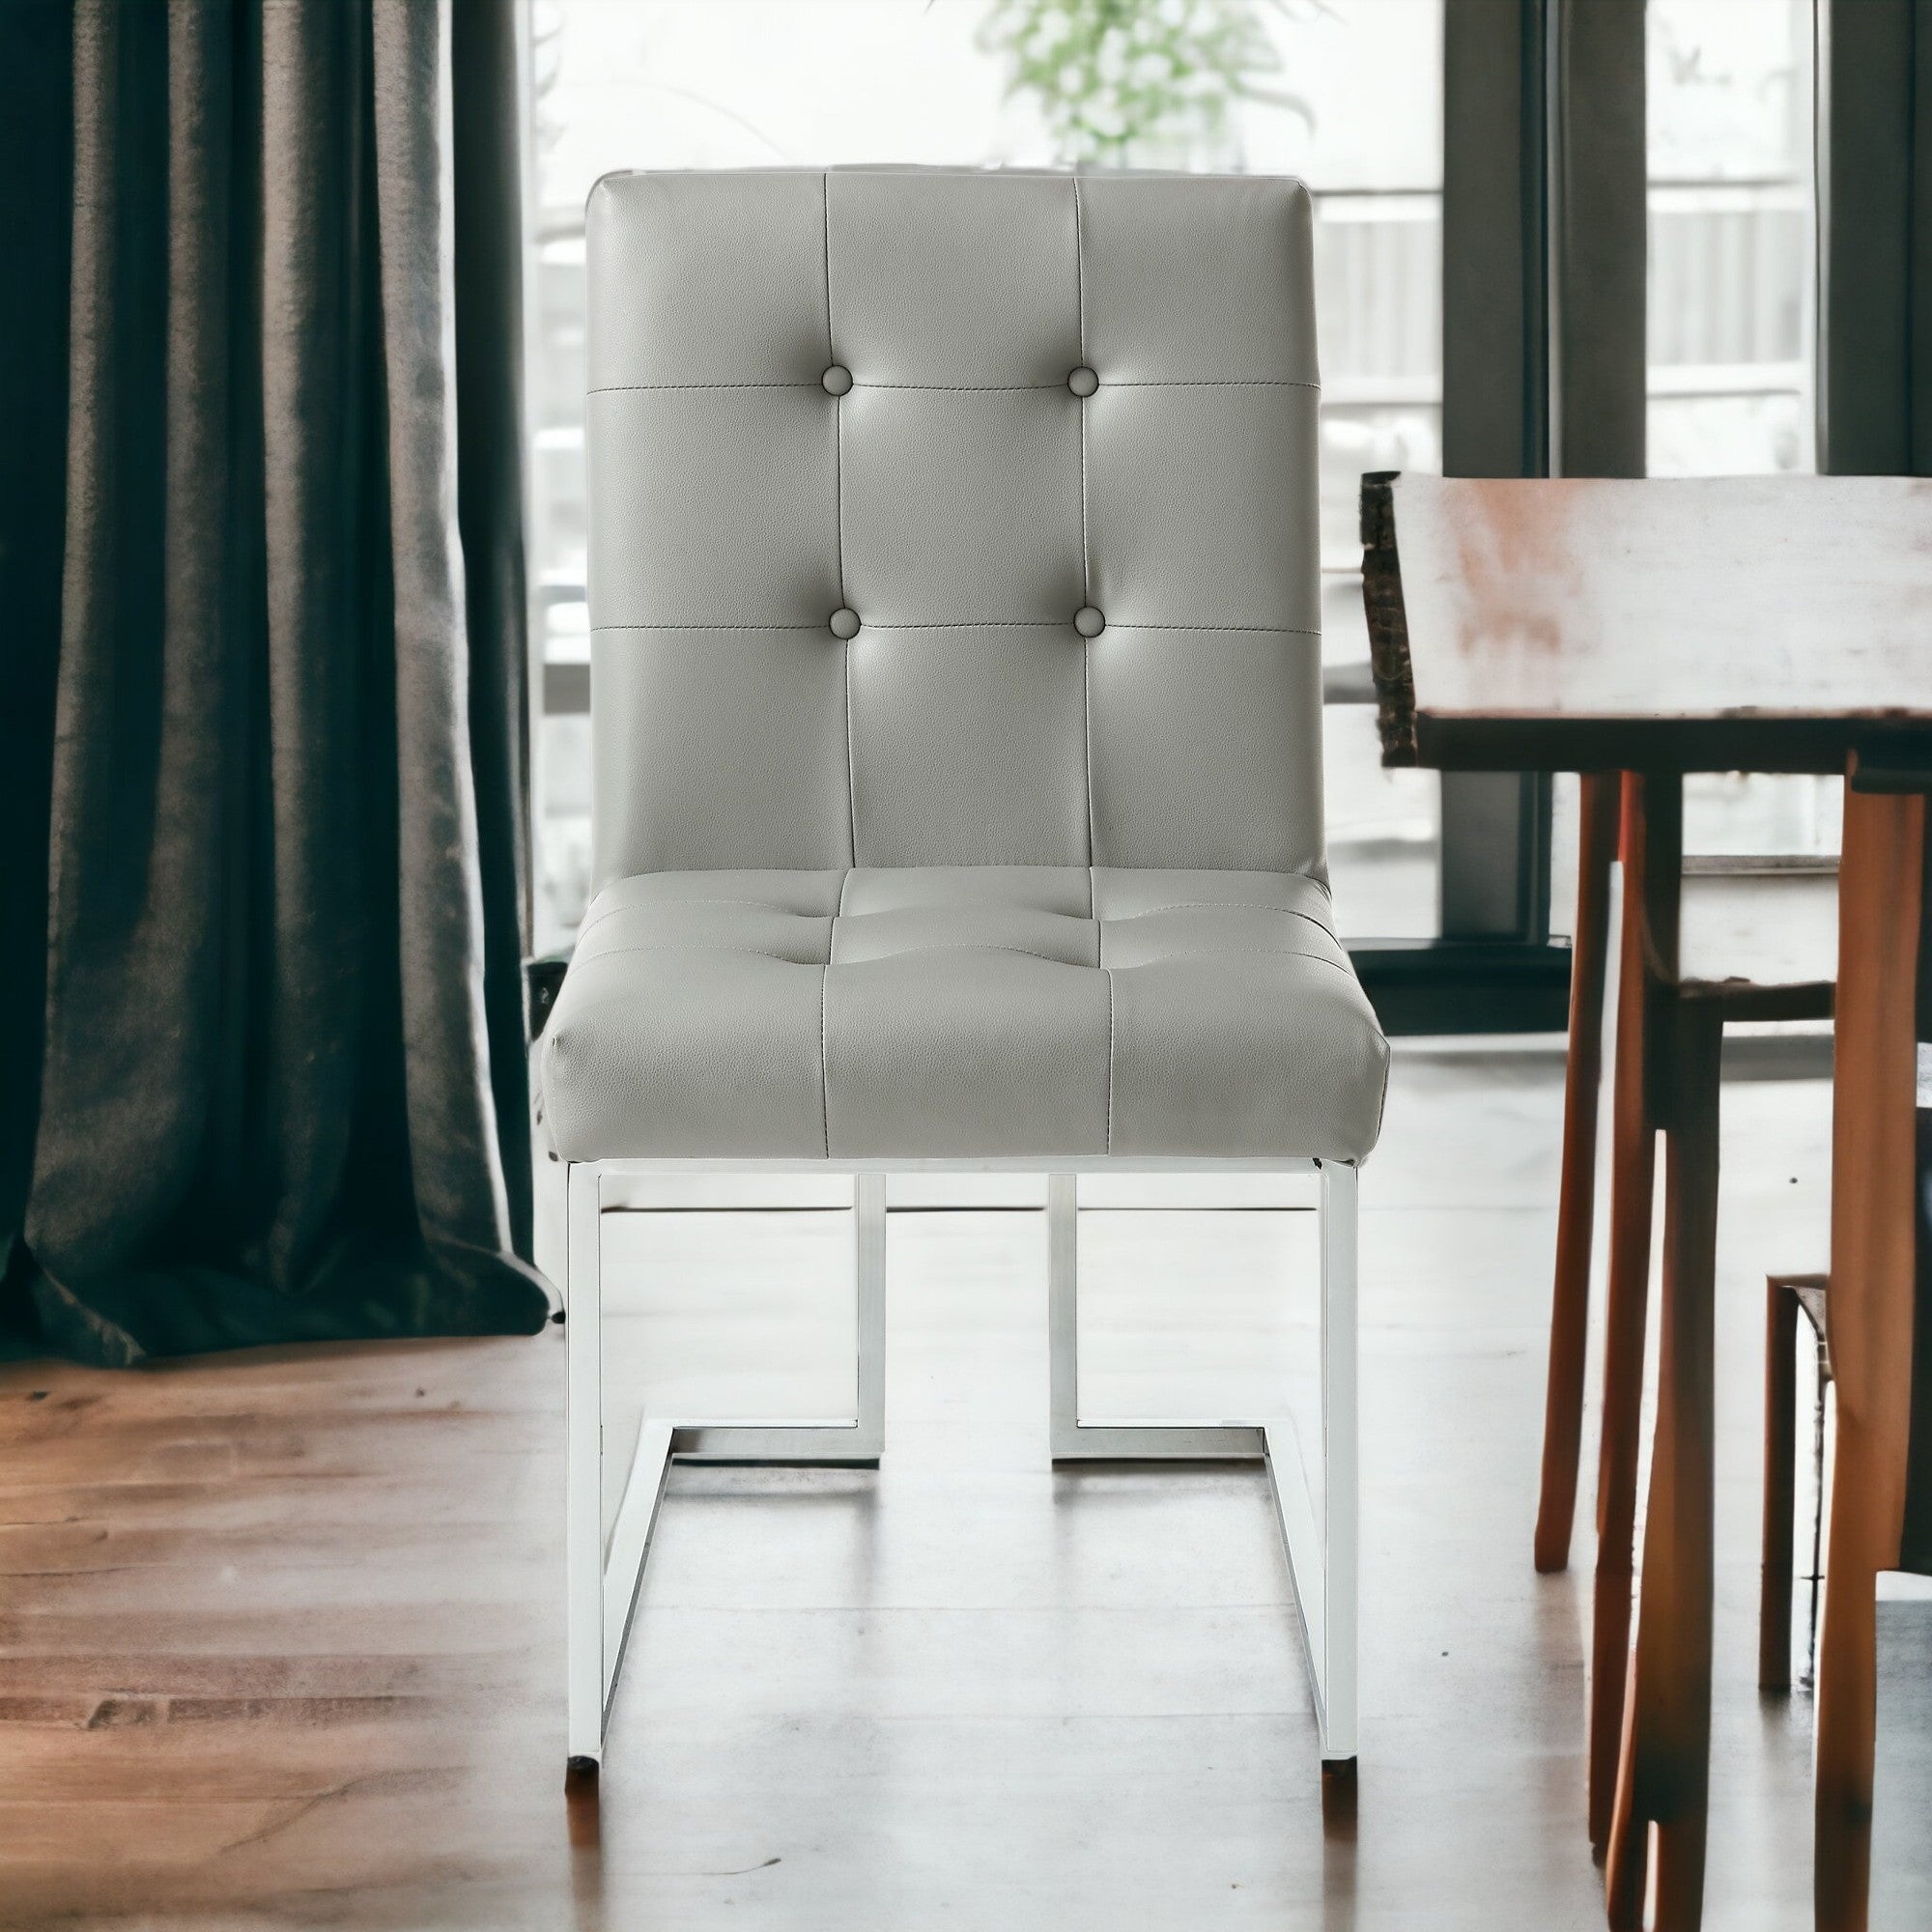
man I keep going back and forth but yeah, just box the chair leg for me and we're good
[853,1173,889,1458]
[1319,1157,1361,1770]
[1046,1171,1083,1463]
[564,1163,605,1777]
[1046,1174,1263,1463]
[1590,775,1664,1855]
[1537,769,1622,1574]
[1759,1277,1802,1692]
[1605,999,1722,1931]
[1042,1163,1359,1768]
[564,1172,890,1779]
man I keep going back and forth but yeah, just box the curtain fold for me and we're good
[4,0,546,1366]
[0,0,76,1334]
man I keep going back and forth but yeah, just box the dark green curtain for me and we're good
[0,0,547,1366]
[1822,0,1932,1572]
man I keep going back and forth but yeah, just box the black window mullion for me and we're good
[1435,0,1644,950]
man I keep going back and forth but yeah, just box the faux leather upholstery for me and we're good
[545,167,1387,1164]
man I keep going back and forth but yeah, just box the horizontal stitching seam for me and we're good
[831,941,1099,968]
[582,888,1334,933]
[1109,902,1334,929]
[1103,947,1361,978]
[589,623,1321,636]
[855,381,1067,392]
[593,166,1311,185]
[1104,624,1322,636]
[838,912,1095,927]
[589,382,818,392]
[841,903,1091,918]
[568,942,831,966]
[581,895,834,926]
[845,868,1086,878]
[574,938,1355,975]
[1106,378,1320,389]
[586,378,1320,392]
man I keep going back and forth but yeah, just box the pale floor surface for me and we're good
[0,1044,1852,1928]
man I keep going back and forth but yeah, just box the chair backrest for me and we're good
[583,166,1325,890]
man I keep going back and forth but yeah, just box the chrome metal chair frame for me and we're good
[538,1153,1360,1777]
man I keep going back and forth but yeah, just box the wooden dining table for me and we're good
[1361,471,1932,1931]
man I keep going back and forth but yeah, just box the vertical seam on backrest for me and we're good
[824,867,846,1154]
[818,961,832,1157]
[1092,856,1111,1151]
[1082,645,1096,869]
[1072,172,1090,592]
[843,644,859,867]
[824,171,843,602]
[825,171,858,869]
[1102,963,1115,1153]
[821,170,837,367]
[1082,659,1098,863]
[821,863,840,1161]
[1072,172,1095,871]
[833,412,845,600]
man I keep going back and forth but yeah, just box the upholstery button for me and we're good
[1067,365,1098,397]
[830,607,861,639]
[1073,606,1105,638]
[821,364,853,395]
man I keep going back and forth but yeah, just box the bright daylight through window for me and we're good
[1645,0,1832,860]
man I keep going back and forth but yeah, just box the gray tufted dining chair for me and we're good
[533,166,1389,1783]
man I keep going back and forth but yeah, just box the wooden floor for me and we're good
[0,1044,1845,1928]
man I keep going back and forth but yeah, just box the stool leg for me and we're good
[1537,770,1621,1574]
[1590,774,1662,1856]
[1815,1427,1883,1932]
[1605,999,1722,1931]
[1759,1278,1800,1692]
[1816,784,1923,1932]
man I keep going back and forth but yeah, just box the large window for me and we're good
[1647,0,1813,479]
[525,0,1445,952]
[1646,0,1833,857]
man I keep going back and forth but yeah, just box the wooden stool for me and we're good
[1528,774,1836,1874]
[1538,809,1841,1584]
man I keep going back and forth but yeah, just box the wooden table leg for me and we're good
[1590,771,1679,1857]
[1815,784,1922,1932]
[1605,993,1723,1930]
[1538,770,1623,1574]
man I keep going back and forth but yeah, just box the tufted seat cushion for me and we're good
[541,867,1387,1162]
[549,167,1388,1171]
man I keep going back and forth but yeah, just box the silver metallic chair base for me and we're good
[545,1155,1360,1779]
